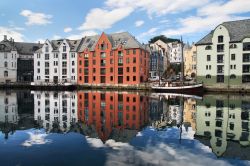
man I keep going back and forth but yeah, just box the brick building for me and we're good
[77,32,149,86]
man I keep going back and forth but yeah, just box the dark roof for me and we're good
[78,32,146,52]
[196,19,250,45]
[0,39,42,55]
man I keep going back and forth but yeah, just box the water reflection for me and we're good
[0,90,249,165]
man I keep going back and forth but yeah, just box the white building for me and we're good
[0,35,42,83]
[33,91,78,132]
[154,40,170,72]
[33,39,82,85]
[0,36,19,83]
[0,91,18,124]
[168,41,183,63]
[196,19,250,90]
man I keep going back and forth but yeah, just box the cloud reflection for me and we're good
[22,131,52,147]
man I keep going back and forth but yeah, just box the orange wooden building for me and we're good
[77,32,149,85]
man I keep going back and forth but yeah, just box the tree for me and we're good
[149,35,180,44]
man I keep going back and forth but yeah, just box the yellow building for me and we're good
[184,44,197,78]
[183,98,196,131]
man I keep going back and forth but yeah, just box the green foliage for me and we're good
[149,35,180,44]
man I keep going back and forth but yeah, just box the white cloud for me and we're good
[105,0,210,16]
[64,27,72,33]
[20,10,52,26]
[139,27,158,38]
[161,0,250,38]
[22,131,51,147]
[67,30,98,40]
[135,20,144,27]
[78,7,133,31]
[0,26,25,41]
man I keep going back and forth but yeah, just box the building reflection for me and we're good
[183,98,196,132]
[195,94,250,160]
[77,91,149,142]
[33,91,78,133]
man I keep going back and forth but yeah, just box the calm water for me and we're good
[0,90,249,166]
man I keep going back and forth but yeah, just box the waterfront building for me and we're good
[168,41,183,64]
[147,43,164,79]
[153,39,170,72]
[195,94,250,159]
[0,35,41,83]
[184,44,197,78]
[77,91,149,142]
[183,98,196,131]
[33,91,78,132]
[33,39,82,85]
[196,19,250,90]
[77,32,149,86]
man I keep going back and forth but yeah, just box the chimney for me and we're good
[4,35,7,41]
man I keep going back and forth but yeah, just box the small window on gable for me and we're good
[218,35,223,43]
[229,44,237,49]
[205,45,212,50]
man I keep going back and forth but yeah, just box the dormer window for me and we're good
[63,46,66,52]
[218,36,223,43]
[101,43,105,50]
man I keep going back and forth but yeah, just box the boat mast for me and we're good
[181,37,184,85]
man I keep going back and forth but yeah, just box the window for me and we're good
[243,65,250,73]
[71,53,75,58]
[84,54,89,59]
[37,68,40,73]
[126,67,129,72]
[242,75,250,83]
[100,68,106,75]
[217,75,224,83]
[45,46,49,52]
[207,55,211,61]
[118,51,123,57]
[93,60,96,65]
[84,60,89,67]
[133,67,136,72]
[84,69,89,75]
[126,76,130,81]
[126,50,129,55]
[133,76,136,81]
[205,45,212,50]
[230,74,236,79]
[205,121,210,126]
[229,44,237,49]
[62,69,67,75]
[133,49,136,54]
[243,54,250,62]
[110,67,113,73]
[218,35,223,43]
[118,58,123,66]
[217,44,224,52]
[217,54,224,63]
[63,46,66,52]
[4,71,8,77]
[100,59,106,66]
[62,53,67,59]
[72,61,75,66]
[62,61,67,67]
[45,62,49,67]
[84,76,88,83]
[118,68,123,75]
[206,74,211,79]
[45,69,49,75]
[54,68,57,73]
[126,58,130,64]
[110,59,113,64]
[133,57,136,63]
[101,76,105,83]
[110,76,113,81]
[45,54,49,60]
[4,53,7,59]
[231,54,235,60]
[243,42,250,51]
[4,62,7,67]
[217,65,224,73]
[37,61,40,66]
[101,52,106,58]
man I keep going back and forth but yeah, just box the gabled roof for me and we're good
[78,32,146,52]
[196,19,250,45]
[0,39,42,55]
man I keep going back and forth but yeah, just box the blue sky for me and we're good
[0,0,250,43]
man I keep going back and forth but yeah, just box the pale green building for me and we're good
[196,19,250,90]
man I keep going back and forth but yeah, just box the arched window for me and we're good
[229,44,237,49]
[230,74,236,79]
[4,62,7,68]
[206,74,211,79]
[205,45,212,50]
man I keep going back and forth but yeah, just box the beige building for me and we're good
[183,98,196,131]
[184,44,197,78]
